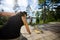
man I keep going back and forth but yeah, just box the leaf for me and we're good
[38,0,45,4]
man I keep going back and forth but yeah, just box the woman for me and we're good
[0,11,31,40]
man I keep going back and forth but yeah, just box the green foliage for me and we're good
[35,11,40,24]
[37,0,60,24]
[40,10,60,24]
[39,20,44,24]
[36,17,39,24]
[0,16,9,25]
[38,0,45,4]
[51,0,58,3]
[55,6,60,20]
[44,11,57,22]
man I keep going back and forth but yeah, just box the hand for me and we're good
[29,32,31,34]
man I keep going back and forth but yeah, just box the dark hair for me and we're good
[17,11,27,16]
[23,11,27,16]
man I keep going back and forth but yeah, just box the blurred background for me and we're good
[0,0,60,25]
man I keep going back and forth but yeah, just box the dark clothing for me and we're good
[0,13,24,39]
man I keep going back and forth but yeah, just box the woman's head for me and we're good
[23,11,27,16]
[17,11,27,17]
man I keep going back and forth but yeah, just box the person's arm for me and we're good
[0,12,16,16]
[21,15,31,34]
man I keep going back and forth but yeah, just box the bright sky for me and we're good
[0,0,41,17]
[1,0,38,11]
[3,0,14,8]
[0,0,39,16]
[18,0,28,7]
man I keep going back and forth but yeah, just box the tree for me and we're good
[55,6,60,21]
[35,11,40,24]
[51,0,59,11]
[38,0,47,23]
[51,0,58,3]
[38,0,45,4]
[51,0,60,21]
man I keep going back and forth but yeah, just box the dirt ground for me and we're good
[21,22,60,40]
